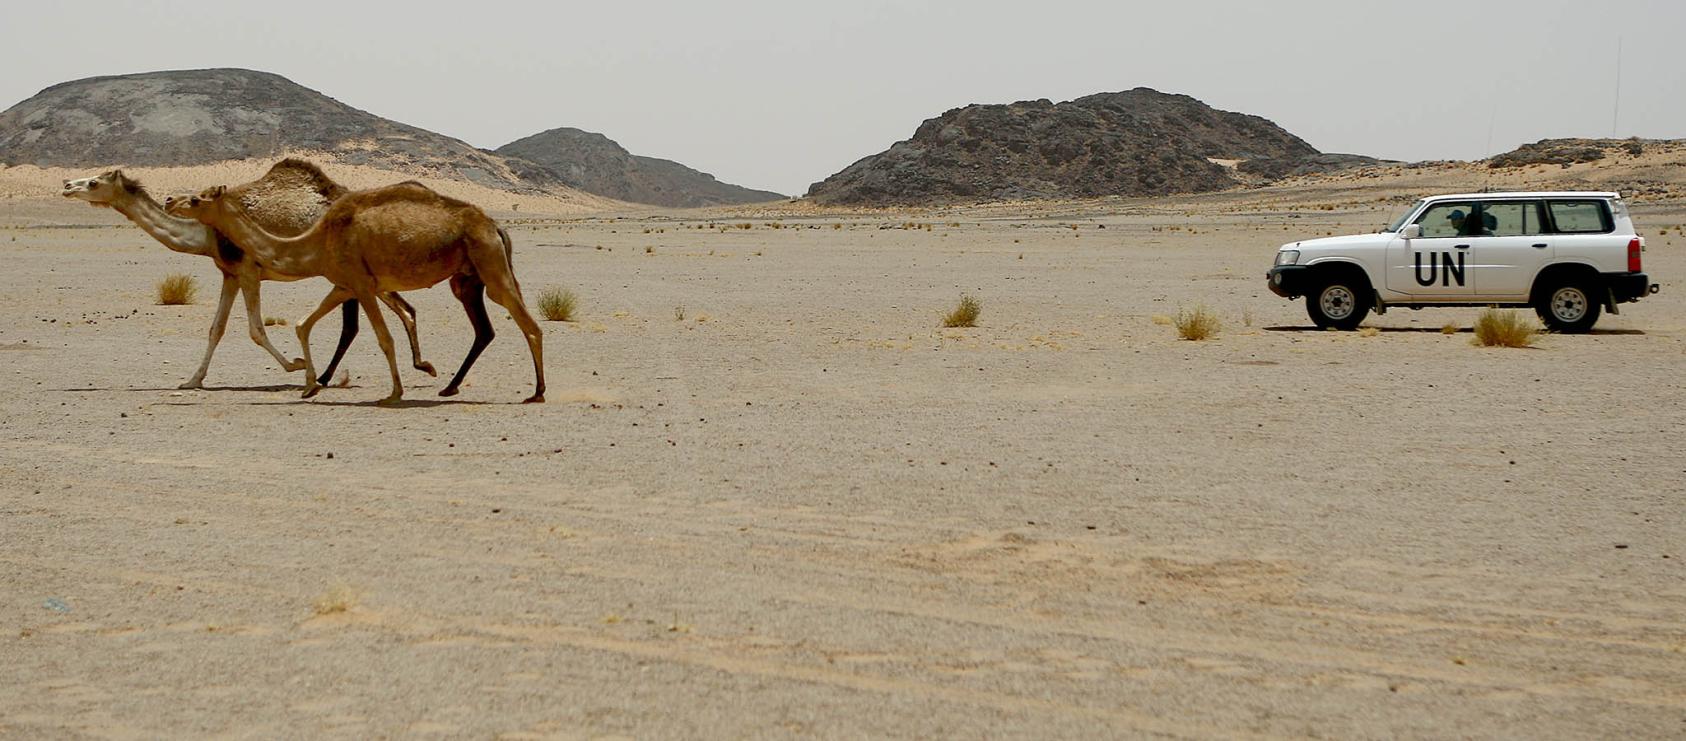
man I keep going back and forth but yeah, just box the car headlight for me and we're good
[1275,250,1300,266]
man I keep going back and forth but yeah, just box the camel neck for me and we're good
[112,191,215,257]
[213,203,323,277]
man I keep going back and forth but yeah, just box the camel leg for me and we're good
[378,292,435,377]
[440,275,493,398]
[295,287,354,399]
[315,300,361,387]
[239,273,305,372]
[180,274,240,389]
[474,253,545,404]
[353,290,404,405]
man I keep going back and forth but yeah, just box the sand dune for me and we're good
[0,153,629,217]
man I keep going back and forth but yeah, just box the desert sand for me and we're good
[1,165,1683,738]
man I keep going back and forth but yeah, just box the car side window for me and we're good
[1416,202,1479,238]
[1549,201,1613,233]
[1480,201,1547,236]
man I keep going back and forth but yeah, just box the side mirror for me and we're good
[1400,224,1422,240]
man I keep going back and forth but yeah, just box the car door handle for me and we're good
[1454,244,1471,249]
[1532,243,1549,249]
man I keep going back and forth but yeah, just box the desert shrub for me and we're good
[312,584,358,615]
[1441,322,1460,335]
[942,295,981,328]
[1358,327,1380,338]
[537,287,578,322]
[1174,306,1220,340]
[156,274,198,305]
[1472,308,1538,347]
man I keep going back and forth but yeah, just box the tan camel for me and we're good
[62,161,434,388]
[170,181,545,404]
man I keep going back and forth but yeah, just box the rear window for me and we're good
[1548,201,1613,234]
[1481,201,1547,236]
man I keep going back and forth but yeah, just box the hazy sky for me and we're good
[3,0,1682,195]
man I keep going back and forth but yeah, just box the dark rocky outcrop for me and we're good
[1237,153,1392,180]
[496,127,782,208]
[1487,138,1648,169]
[0,68,549,192]
[806,88,1323,205]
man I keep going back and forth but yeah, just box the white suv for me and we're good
[1266,192,1659,332]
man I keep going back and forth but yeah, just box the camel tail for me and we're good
[497,227,514,266]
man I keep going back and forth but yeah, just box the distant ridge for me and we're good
[0,68,558,194]
[496,127,783,208]
[806,88,1378,205]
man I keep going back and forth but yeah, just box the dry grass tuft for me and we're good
[1472,308,1539,348]
[311,584,359,615]
[1441,322,1460,335]
[156,274,198,305]
[263,316,288,327]
[942,295,981,328]
[1150,314,1174,326]
[1358,326,1380,338]
[537,287,578,322]
[1174,306,1221,341]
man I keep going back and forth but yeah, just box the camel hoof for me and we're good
[438,386,460,397]
[416,362,438,377]
[301,385,323,399]
[283,358,307,372]
[523,394,545,404]
[378,396,404,407]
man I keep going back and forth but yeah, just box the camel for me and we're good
[169,181,545,405]
[61,161,434,388]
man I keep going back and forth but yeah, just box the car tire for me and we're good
[1534,276,1602,333]
[1305,276,1371,330]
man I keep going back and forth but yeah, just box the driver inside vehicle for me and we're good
[1448,208,1495,237]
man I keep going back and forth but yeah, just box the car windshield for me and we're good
[1384,200,1425,232]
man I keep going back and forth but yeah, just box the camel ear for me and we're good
[206,185,227,199]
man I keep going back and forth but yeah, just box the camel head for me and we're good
[165,185,228,223]
[62,170,143,206]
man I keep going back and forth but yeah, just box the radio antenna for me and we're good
[1612,36,1624,136]
[1482,92,1499,192]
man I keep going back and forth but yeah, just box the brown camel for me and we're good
[170,181,544,404]
[62,161,433,387]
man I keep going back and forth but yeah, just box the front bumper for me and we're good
[1266,265,1317,298]
[1605,272,1658,303]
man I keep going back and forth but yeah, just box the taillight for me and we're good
[1628,238,1643,273]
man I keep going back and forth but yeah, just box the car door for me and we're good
[1545,199,1620,270]
[1387,201,1480,297]
[1471,200,1551,298]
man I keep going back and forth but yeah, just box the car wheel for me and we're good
[1306,277,1371,330]
[1534,277,1602,333]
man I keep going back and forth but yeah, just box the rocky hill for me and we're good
[0,68,553,193]
[496,127,783,207]
[806,88,1360,205]
[1486,138,1652,169]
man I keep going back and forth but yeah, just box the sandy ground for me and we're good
[2,190,1684,738]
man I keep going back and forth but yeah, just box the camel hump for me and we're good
[265,158,348,200]
[347,181,483,215]
[227,158,349,237]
